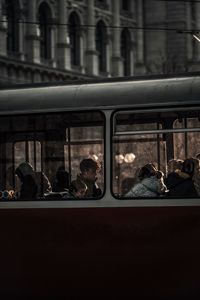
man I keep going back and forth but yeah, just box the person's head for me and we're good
[138,163,158,181]
[69,179,88,198]
[181,158,199,177]
[80,158,100,182]
[167,159,183,174]
[15,162,34,182]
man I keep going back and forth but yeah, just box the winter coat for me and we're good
[16,162,52,199]
[125,176,167,198]
[165,171,198,198]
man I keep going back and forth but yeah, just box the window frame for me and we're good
[111,107,200,200]
[0,109,106,201]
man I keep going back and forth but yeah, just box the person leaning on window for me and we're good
[125,163,167,198]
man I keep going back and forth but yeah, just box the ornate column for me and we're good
[137,0,144,64]
[135,0,146,74]
[106,32,111,76]
[128,40,134,75]
[112,0,123,76]
[85,0,98,75]
[79,27,85,73]
[19,17,25,61]
[186,2,192,61]
[26,0,40,63]
[195,3,200,61]
[50,24,57,68]
[0,1,7,56]
[57,0,70,69]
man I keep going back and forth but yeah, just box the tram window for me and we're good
[15,141,42,171]
[112,110,200,199]
[0,111,104,200]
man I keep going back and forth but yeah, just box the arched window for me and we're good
[5,0,20,54]
[68,12,81,66]
[121,28,131,76]
[95,21,107,73]
[38,2,52,60]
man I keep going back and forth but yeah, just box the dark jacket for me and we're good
[16,162,52,199]
[77,174,102,198]
[165,171,198,198]
[19,172,52,200]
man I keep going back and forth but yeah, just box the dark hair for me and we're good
[138,163,157,180]
[182,158,195,176]
[167,159,183,172]
[56,169,69,189]
[80,158,100,173]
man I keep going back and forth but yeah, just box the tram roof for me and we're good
[0,72,200,115]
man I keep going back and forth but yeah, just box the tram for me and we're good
[0,73,200,299]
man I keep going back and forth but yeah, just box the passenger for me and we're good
[15,162,52,199]
[65,179,88,199]
[52,166,69,192]
[75,158,102,198]
[165,159,183,189]
[167,158,183,174]
[121,177,136,195]
[191,158,200,196]
[125,163,167,198]
[167,158,198,198]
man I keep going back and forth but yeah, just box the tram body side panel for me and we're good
[0,206,199,299]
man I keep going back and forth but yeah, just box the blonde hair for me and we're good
[167,159,183,174]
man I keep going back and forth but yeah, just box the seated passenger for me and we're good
[125,163,167,198]
[167,158,198,198]
[167,159,183,175]
[15,162,52,199]
[121,177,136,195]
[52,166,69,192]
[192,158,200,196]
[74,158,102,198]
[65,179,88,199]
[165,158,183,190]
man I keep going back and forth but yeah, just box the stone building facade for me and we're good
[0,0,199,85]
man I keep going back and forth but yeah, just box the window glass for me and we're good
[113,110,200,199]
[0,111,104,201]
[121,0,130,11]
